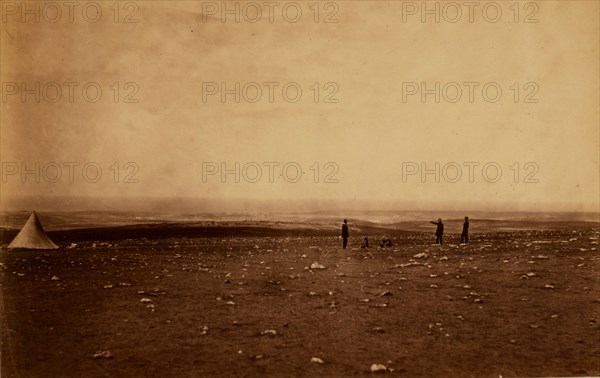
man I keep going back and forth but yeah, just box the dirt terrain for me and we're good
[1,226,599,377]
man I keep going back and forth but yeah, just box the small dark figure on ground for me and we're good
[341,219,349,249]
[461,216,469,243]
[361,237,369,249]
[430,218,444,245]
[380,238,392,248]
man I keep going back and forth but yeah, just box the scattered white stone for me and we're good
[370,364,387,372]
[413,252,428,259]
[311,357,325,364]
[261,329,277,336]
[51,276,60,281]
[140,298,153,303]
[310,262,326,269]
[93,350,113,359]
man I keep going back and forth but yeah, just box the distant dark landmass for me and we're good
[1,209,599,230]
[1,210,598,245]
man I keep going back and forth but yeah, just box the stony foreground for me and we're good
[1,228,599,377]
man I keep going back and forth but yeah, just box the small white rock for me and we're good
[370,364,387,372]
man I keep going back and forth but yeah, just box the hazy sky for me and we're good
[1,1,598,212]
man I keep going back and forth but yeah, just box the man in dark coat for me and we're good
[430,218,444,245]
[461,216,469,243]
[341,219,349,249]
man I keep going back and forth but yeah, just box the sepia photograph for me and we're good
[1,1,599,376]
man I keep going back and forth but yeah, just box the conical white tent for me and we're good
[8,211,59,249]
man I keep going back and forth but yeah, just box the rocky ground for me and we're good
[1,226,599,377]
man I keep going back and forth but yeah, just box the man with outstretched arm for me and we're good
[430,218,444,245]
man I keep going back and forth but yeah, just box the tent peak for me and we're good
[8,212,59,250]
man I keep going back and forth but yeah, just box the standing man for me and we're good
[341,219,349,249]
[461,216,469,243]
[430,218,444,245]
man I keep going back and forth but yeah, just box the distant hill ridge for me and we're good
[1,210,598,231]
